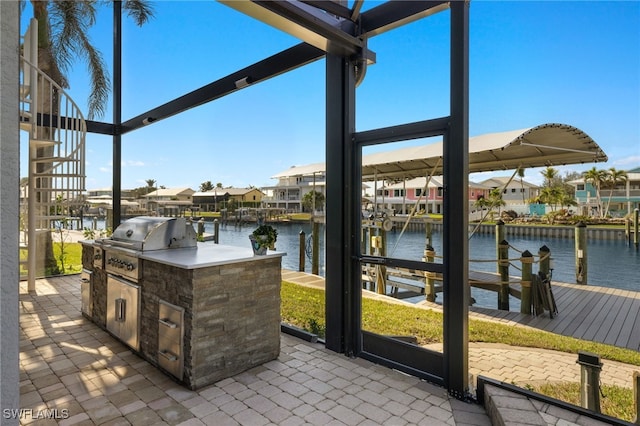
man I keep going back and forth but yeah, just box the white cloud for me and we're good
[122,160,145,167]
[613,156,640,167]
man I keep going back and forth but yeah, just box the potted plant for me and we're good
[249,224,277,255]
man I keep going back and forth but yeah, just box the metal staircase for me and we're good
[20,18,87,290]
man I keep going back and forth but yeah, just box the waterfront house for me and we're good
[262,163,326,213]
[374,177,490,215]
[143,187,195,215]
[571,166,640,216]
[479,177,540,206]
[224,187,264,208]
[192,190,230,212]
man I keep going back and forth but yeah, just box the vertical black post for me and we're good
[298,230,305,272]
[112,1,122,228]
[325,53,359,356]
[443,0,470,399]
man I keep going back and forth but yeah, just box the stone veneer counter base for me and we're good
[82,241,285,390]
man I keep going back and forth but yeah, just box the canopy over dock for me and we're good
[361,122,608,181]
[272,123,608,182]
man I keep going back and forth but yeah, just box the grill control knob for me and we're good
[126,263,134,271]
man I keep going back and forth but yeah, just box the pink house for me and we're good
[372,177,490,215]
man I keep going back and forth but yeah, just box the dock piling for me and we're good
[424,244,436,302]
[520,250,533,314]
[575,221,588,285]
[298,230,305,272]
[634,208,639,247]
[498,239,510,311]
[538,245,551,278]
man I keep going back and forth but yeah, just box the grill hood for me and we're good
[106,216,197,251]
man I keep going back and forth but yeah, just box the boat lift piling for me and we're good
[628,208,640,247]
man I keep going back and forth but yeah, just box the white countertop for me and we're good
[138,242,285,269]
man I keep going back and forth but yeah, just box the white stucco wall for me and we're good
[0,1,20,424]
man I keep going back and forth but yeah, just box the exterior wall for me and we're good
[189,258,281,389]
[574,177,640,216]
[263,173,326,212]
[1,2,20,422]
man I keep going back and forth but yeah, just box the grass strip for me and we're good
[281,280,640,366]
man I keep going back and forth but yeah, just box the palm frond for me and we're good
[49,1,108,119]
[123,0,155,26]
[48,1,97,75]
[79,36,110,119]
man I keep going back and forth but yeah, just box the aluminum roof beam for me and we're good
[359,1,449,37]
[120,42,324,134]
[219,0,362,56]
[219,1,449,54]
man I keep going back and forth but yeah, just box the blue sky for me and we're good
[20,1,640,190]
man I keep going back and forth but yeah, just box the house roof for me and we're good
[223,187,264,196]
[144,187,194,197]
[271,163,326,179]
[382,176,490,190]
[480,176,539,189]
[362,123,607,181]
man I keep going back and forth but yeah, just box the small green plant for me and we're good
[307,318,326,337]
[83,227,110,240]
[252,224,278,249]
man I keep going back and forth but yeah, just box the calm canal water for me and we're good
[202,221,640,309]
[84,218,639,309]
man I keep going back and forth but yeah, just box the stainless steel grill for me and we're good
[96,216,197,354]
[96,216,197,282]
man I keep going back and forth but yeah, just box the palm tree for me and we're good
[200,181,214,192]
[517,167,526,204]
[558,192,578,211]
[28,0,154,119]
[603,167,628,217]
[538,186,562,211]
[582,167,606,217]
[540,167,559,188]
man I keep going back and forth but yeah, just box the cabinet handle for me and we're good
[158,350,178,362]
[115,298,126,322]
[158,318,177,328]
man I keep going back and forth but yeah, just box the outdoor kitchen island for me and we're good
[81,217,285,390]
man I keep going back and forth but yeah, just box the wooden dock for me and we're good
[466,280,640,352]
[283,269,640,352]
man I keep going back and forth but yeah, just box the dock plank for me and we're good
[593,293,626,344]
[602,293,636,346]
[571,287,617,340]
[613,293,640,348]
[548,285,602,335]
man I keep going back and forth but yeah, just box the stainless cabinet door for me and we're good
[120,280,140,351]
[106,275,140,351]
[106,277,119,336]
[81,269,92,316]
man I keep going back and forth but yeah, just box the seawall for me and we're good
[389,217,629,241]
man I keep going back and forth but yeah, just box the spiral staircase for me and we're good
[19,18,87,290]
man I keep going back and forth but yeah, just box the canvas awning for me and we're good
[361,123,608,181]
